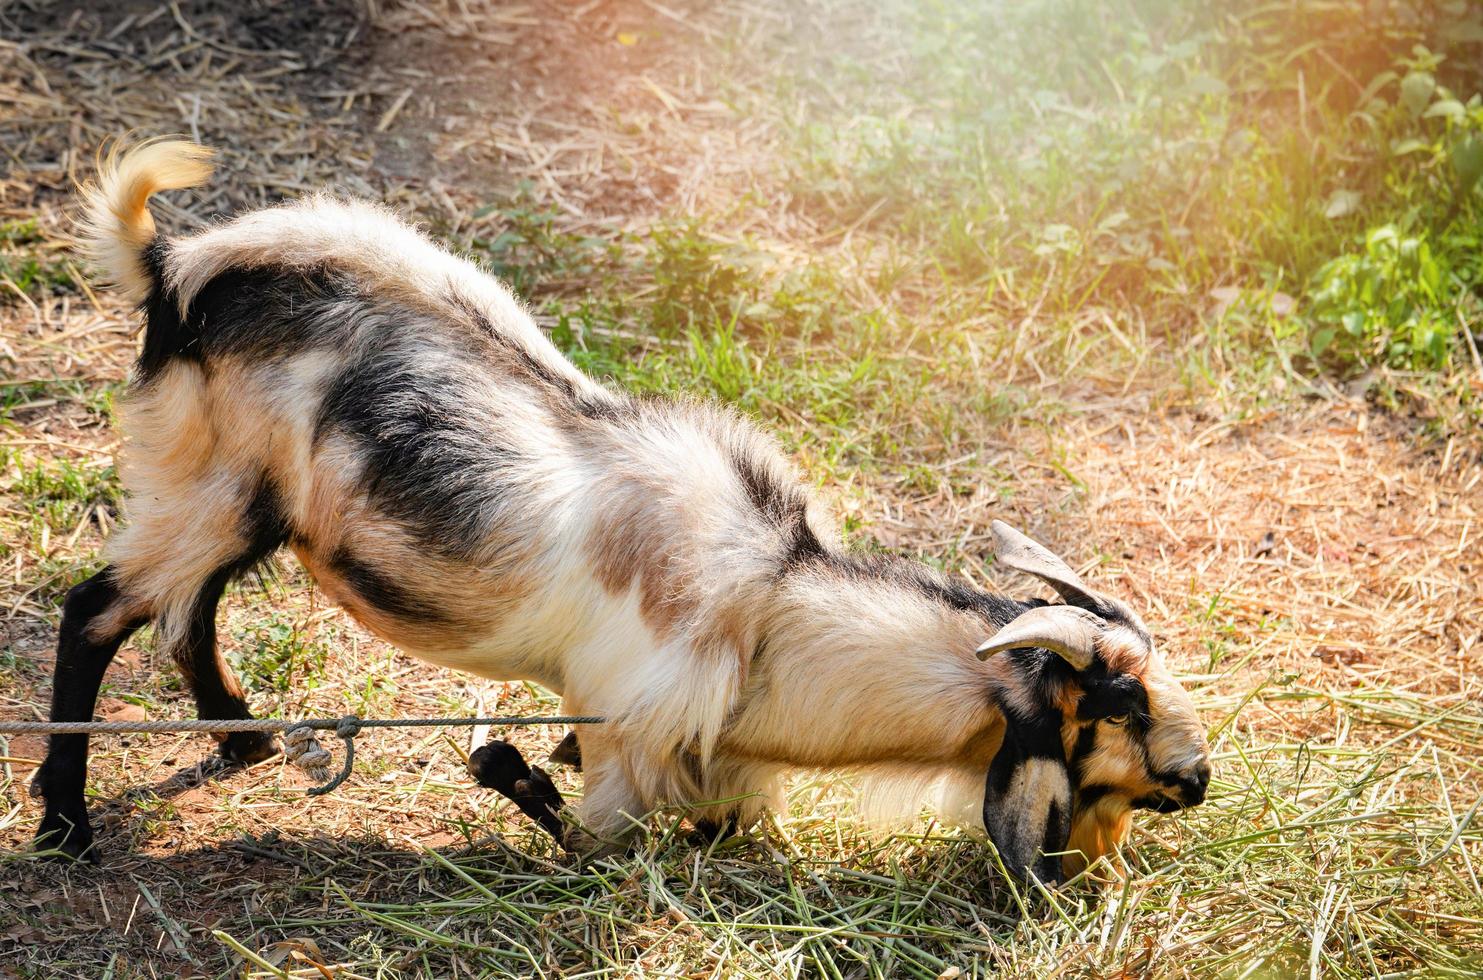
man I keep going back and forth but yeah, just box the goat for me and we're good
[31,140,1211,881]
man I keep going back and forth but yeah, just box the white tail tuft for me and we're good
[78,139,215,302]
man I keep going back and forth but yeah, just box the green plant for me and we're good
[231,615,331,696]
[1308,224,1469,368]
[0,219,77,299]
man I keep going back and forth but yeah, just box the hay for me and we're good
[0,0,1480,975]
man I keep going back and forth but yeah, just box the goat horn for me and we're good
[974,604,1104,670]
[990,520,1119,615]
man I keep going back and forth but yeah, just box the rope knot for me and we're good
[283,725,333,783]
[335,715,362,739]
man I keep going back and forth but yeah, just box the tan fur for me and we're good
[78,139,213,302]
[1065,793,1133,878]
[719,569,1003,771]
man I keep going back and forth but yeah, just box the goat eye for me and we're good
[1105,713,1129,726]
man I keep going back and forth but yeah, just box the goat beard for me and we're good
[1064,795,1134,880]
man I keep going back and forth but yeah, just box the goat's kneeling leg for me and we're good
[686,756,781,847]
[470,734,643,857]
[32,568,147,862]
[563,750,645,857]
[469,739,566,842]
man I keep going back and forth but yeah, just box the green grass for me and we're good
[764,0,1483,373]
[3,1,1482,977]
[460,0,1483,445]
[230,613,333,698]
[0,218,78,300]
[24,684,1467,978]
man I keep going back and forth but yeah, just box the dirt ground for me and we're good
[1,1,1480,976]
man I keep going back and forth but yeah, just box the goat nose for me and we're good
[1178,762,1211,805]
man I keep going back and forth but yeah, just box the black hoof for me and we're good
[469,739,531,796]
[511,765,562,812]
[220,730,280,765]
[34,807,99,864]
[691,814,739,846]
[470,739,565,840]
[548,731,582,770]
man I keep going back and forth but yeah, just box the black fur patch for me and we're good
[1068,664,1158,784]
[693,814,739,844]
[911,572,1038,626]
[574,393,634,422]
[328,545,449,623]
[137,256,354,385]
[987,710,1066,794]
[995,645,1077,706]
[1153,768,1197,789]
[1074,670,1150,725]
[1076,784,1114,808]
[727,447,830,569]
[453,295,579,398]
[731,451,797,525]
[239,478,292,568]
[60,566,127,622]
[1071,724,1097,766]
[1043,798,1065,853]
[137,239,191,384]
[783,520,825,565]
[782,539,1031,613]
[450,291,641,427]
[316,344,529,559]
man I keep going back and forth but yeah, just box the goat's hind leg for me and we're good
[32,567,148,861]
[32,488,282,861]
[164,562,280,766]
[134,476,288,766]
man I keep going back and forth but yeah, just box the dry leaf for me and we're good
[101,702,147,722]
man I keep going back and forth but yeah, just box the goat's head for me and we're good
[974,521,1210,884]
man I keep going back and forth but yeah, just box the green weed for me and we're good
[0,219,77,299]
[230,614,331,697]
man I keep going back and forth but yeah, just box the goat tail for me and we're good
[78,138,215,303]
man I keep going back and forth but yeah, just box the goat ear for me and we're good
[983,710,1072,885]
[990,521,1116,617]
[975,605,1102,670]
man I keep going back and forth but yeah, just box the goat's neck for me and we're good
[728,556,1024,769]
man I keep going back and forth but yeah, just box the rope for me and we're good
[0,715,604,736]
[2,714,604,796]
[282,716,363,795]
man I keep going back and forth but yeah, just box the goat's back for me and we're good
[102,187,831,787]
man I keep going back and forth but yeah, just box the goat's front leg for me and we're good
[470,732,643,856]
[468,740,566,841]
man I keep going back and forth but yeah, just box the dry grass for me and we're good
[1,1,1481,977]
